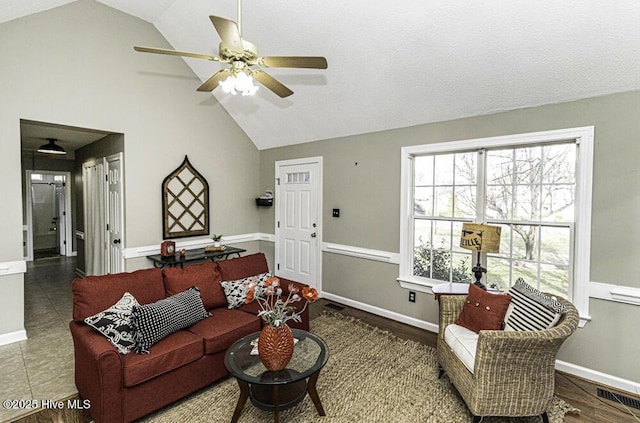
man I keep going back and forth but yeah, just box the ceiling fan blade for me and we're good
[197,69,232,92]
[252,71,294,98]
[210,16,244,52]
[260,56,328,69]
[134,46,219,61]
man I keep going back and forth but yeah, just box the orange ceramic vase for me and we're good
[258,323,295,371]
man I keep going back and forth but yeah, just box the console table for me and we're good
[146,246,246,268]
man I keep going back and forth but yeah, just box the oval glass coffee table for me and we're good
[224,328,329,423]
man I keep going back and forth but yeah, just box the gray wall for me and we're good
[0,1,258,336]
[259,89,640,382]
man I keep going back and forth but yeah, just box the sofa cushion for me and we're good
[216,253,269,281]
[132,287,211,354]
[187,308,261,355]
[121,330,204,387]
[84,292,139,354]
[504,278,568,331]
[72,268,166,321]
[163,261,227,309]
[455,284,512,333]
[221,272,272,309]
[444,323,479,373]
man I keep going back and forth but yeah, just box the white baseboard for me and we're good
[0,329,27,346]
[323,290,640,396]
[321,291,439,333]
[556,359,640,396]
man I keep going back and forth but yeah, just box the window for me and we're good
[399,127,593,319]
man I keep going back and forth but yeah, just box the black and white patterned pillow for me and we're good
[84,292,139,354]
[221,272,272,309]
[504,278,568,331]
[132,287,211,354]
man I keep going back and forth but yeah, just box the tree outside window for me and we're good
[411,143,576,297]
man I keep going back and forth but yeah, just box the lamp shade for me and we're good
[37,138,66,155]
[460,223,501,253]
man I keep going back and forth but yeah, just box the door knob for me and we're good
[113,239,121,244]
[311,232,317,238]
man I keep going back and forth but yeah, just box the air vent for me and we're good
[597,388,640,410]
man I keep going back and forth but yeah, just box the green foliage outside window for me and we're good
[413,237,469,282]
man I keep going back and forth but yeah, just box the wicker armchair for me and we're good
[437,294,579,423]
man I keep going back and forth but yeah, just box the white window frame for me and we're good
[398,127,594,323]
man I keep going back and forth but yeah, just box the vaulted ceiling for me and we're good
[4,0,640,150]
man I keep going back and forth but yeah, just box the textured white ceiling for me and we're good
[4,0,640,150]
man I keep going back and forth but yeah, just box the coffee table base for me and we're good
[230,370,325,423]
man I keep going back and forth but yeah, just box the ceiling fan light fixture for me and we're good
[37,138,66,155]
[220,70,259,96]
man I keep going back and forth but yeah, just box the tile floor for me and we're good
[0,257,78,423]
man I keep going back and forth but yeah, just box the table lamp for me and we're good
[460,223,501,289]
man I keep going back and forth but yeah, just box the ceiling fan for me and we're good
[134,0,327,98]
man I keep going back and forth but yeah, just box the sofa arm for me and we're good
[70,321,124,423]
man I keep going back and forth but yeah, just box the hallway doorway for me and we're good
[24,170,72,261]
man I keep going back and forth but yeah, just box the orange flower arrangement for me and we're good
[245,276,319,327]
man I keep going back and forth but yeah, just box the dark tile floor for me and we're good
[0,257,77,423]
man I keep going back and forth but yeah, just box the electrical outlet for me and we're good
[408,291,416,303]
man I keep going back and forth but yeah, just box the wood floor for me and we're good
[310,299,640,423]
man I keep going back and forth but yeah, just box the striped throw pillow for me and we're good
[504,278,567,331]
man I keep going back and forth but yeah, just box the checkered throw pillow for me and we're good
[84,292,139,354]
[221,272,272,309]
[504,278,568,331]
[132,287,211,354]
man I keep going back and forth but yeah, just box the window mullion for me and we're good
[476,149,487,223]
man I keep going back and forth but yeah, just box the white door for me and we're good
[106,154,124,274]
[275,158,322,289]
[55,179,66,255]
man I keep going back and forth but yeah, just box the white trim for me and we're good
[0,329,27,346]
[556,359,640,396]
[591,281,640,306]
[397,277,437,294]
[321,291,439,333]
[106,153,125,273]
[123,232,264,259]
[400,126,594,320]
[324,290,639,396]
[323,242,400,264]
[0,260,27,275]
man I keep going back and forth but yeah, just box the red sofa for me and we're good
[69,253,309,423]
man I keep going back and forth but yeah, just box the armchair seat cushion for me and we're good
[444,323,478,373]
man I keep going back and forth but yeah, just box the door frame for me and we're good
[24,169,73,261]
[274,156,323,292]
[106,153,125,273]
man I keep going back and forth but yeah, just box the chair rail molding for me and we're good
[0,260,26,276]
[590,281,640,306]
[322,242,400,264]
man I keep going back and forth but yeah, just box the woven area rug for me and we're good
[140,312,579,423]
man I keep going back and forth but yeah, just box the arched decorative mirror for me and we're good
[162,156,209,239]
